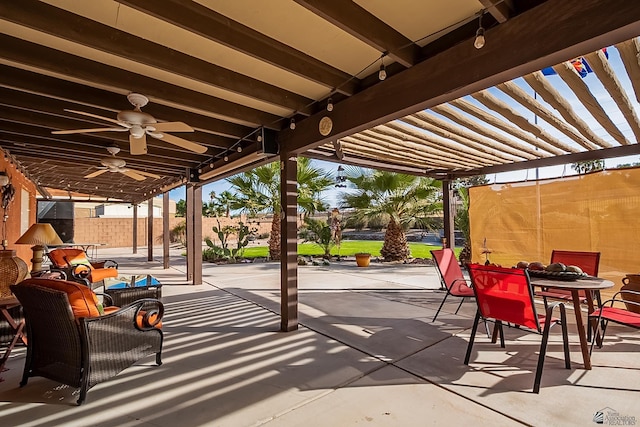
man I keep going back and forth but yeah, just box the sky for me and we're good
[168,43,640,207]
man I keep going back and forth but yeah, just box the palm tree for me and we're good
[340,169,442,261]
[226,157,333,260]
[208,190,236,217]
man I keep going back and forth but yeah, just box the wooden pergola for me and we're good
[1,0,640,330]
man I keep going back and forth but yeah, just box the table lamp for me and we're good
[15,223,63,274]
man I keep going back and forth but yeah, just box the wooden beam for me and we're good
[0,107,221,160]
[280,154,298,331]
[479,0,514,23]
[616,38,640,104]
[522,71,614,148]
[0,0,314,115]
[471,143,640,175]
[0,34,281,127]
[552,61,631,145]
[584,49,640,143]
[295,0,419,68]
[115,0,358,96]
[496,80,600,150]
[0,64,251,140]
[282,0,640,154]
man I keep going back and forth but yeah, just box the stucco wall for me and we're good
[0,154,37,265]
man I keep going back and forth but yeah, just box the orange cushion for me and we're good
[103,305,162,329]
[88,267,119,283]
[19,278,101,318]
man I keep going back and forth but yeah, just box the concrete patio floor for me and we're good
[0,247,638,426]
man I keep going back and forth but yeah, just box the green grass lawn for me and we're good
[242,240,459,259]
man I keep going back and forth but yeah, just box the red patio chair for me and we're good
[464,264,571,393]
[590,290,640,354]
[536,250,601,340]
[536,250,601,306]
[431,248,474,322]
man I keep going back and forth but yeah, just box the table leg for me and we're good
[571,290,592,370]
[0,305,27,377]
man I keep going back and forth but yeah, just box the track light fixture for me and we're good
[474,12,485,49]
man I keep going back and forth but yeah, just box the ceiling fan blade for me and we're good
[151,121,193,132]
[52,127,127,135]
[153,132,207,154]
[84,169,107,179]
[130,133,148,155]
[133,169,162,179]
[120,169,146,181]
[64,109,126,126]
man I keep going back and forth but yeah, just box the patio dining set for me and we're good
[431,248,640,393]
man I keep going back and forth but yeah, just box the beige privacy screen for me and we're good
[468,168,640,288]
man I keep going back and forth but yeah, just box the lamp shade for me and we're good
[15,223,63,246]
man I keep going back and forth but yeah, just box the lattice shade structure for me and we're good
[0,249,28,298]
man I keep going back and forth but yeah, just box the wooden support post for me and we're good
[193,185,203,285]
[280,154,298,331]
[132,203,138,254]
[163,192,170,269]
[186,184,194,282]
[442,179,455,249]
[147,198,153,261]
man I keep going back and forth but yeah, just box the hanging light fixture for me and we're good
[474,12,485,49]
[335,165,347,188]
[378,60,387,81]
[326,98,334,112]
[289,118,296,130]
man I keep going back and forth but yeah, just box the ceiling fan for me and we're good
[84,145,162,181]
[52,93,207,155]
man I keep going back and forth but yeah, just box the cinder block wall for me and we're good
[73,215,276,248]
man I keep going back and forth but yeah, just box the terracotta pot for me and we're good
[621,274,640,314]
[355,253,371,267]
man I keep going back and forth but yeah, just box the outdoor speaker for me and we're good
[257,128,279,155]
[188,168,200,183]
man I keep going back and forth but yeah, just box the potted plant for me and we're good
[355,252,371,267]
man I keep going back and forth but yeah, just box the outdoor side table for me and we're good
[104,275,162,309]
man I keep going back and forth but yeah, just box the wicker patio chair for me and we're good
[47,248,119,290]
[10,279,163,405]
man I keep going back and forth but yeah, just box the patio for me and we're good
[1,247,637,426]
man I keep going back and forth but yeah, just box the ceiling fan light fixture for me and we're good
[130,125,145,138]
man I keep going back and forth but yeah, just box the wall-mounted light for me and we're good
[474,12,485,49]
[0,173,8,187]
